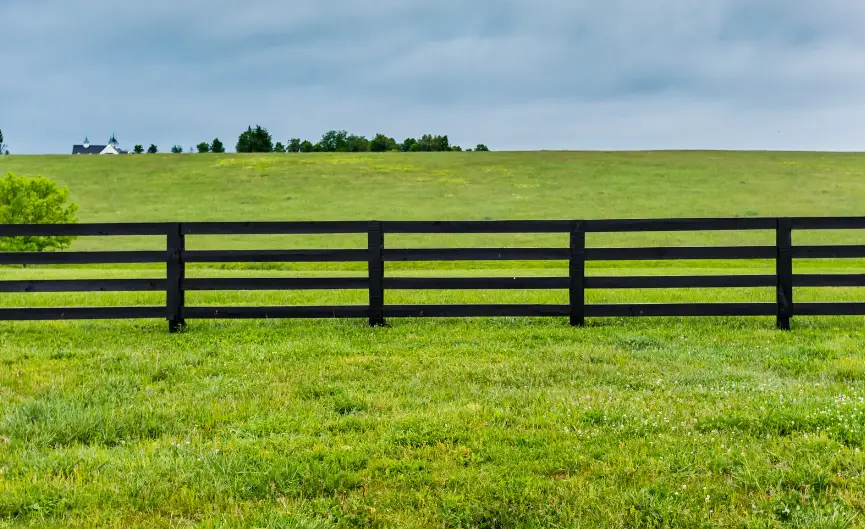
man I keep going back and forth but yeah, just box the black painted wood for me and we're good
[184,277,368,291]
[0,251,165,265]
[791,217,865,230]
[585,275,776,289]
[0,223,171,237]
[368,221,385,326]
[382,303,778,318]
[384,277,568,290]
[384,304,571,317]
[0,217,856,237]
[586,246,776,261]
[586,303,777,317]
[184,306,369,319]
[183,249,368,263]
[382,220,572,233]
[384,248,569,262]
[793,274,865,287]
[1,216,863,331]
[794,303,865,316]
[166,223,185,333]
[570,221,586,327]
[776,218,793,330]
[0,307,165,320]
[374,275,780,290]
[791,246,865,259]
[0,279,165,293]
[182,221,368,235]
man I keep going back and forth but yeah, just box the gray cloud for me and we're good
[2,0,865,153]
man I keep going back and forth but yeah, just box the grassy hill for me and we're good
[2,152,865,527]
[3,151,865,223]
[3,151,865,253]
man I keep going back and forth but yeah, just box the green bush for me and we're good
[0,172,79,252]
[236,125,273,153]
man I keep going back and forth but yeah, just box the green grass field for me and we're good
[1,152,865,528]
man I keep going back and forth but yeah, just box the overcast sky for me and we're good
[3,0,865,154]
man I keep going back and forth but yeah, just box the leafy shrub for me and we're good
[0,172,79,252]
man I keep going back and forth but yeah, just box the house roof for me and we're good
[72,144,107,154]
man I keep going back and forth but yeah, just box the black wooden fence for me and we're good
[1,217,864,332]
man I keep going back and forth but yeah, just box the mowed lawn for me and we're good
[1,151,865,528]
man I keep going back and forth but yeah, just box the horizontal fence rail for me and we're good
[0,217,863,332]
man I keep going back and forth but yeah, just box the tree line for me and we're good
[131,140,225,155]
[0,127,489,156]
[236,126,489,153]
[147,126,490,154]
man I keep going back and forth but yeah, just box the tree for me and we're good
[0,129,5,155]
[211,138,225,153]
[171,145,184,154]
[0,172,79,255]
[288,138,301,153]
[273,142,286,153]
[415,134,450,152]
[416,134,432,151]
[197,142,211,153]
[318,130,350,152]
[475,144,490,152]
[451,145,463,152]
[299,140,315,153]
[133,145,144,154]
[236,125,273,153]
[370,133,398,152]
[346,134,369,153]
[400,137,418,152]
[147,144,158,154]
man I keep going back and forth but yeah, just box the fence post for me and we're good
[776,217,793,330]
[167,222,186,333]
[570,220,586,327]
[368,221,385,327]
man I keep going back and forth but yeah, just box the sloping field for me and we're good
[1,151,864,528]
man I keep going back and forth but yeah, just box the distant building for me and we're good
[72,135,128,155]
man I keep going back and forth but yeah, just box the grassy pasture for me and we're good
[1,151,865,527]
